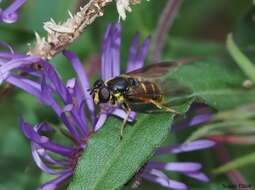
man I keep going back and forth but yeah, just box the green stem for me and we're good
[213,151,255,174]
[226,33,255,83]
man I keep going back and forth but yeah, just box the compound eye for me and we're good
[94,79,104,88]
[99,87,110,103]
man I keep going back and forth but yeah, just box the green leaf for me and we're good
[186,120,255,142]
[69,53,255,190]
[68,101,192,190]
[213,152,255,174]
[171,56,255,110]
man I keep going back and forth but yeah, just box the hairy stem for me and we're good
[28,0,114,60]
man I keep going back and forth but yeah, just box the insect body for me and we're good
[89,62,184,138]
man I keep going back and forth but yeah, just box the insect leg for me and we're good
[120,102,131,140]
[149,99,180,114]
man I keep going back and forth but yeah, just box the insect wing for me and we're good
[125,62,180,79]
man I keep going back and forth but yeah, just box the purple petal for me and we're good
[79,100,89,132]
[0,56,40,84]
[70,108,89,137]
[155,139,215,155]
[60,112,82,143]
[126,35,151,72]
[146,161,201,172]
[126,32,139,72]
[94,113,108,131]
[0,0,27,23]
[110,108,136,122]
[136,36,151,66]
[40,76,62,115]
[66,78,76,89]
[20,119,76,157]
[181,172,209,182]
[37,171,73,190]
[141,169,187,190]
[0,0,26,23]
[0,41,14,53]
[31,143,73,175]
[7,74,42,98]
[111,22,121,77]
[36,122,54,132]
[101,23,113,80]
[172,114,214,132]
[63,50,96,125]
[0,69,10,84]
[8,65,74,122]
[40,59,70,104]
[35,144,71,166]
[66,79,89,136]
[0,52,27,59]
[18,66,44,78]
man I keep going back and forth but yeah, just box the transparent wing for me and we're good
[125,62,179,79]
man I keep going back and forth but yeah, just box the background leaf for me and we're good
[213,152,255,174]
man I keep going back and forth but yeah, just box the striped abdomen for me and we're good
[125,80,163,103]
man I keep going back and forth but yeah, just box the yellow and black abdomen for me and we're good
[125,80,163,103]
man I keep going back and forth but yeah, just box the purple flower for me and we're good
[1,22,215,190]
[0,0,27,23]
[135,139,215,190]
[0,22,151,189]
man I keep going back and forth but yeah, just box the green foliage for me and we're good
[68,105,191,190]
[213,152,255,174]
[226,34,255,83]
[1,0,255,190]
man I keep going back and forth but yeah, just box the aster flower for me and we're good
[0,22,151,189]
[1,22,215,189]
[0,0,27,23]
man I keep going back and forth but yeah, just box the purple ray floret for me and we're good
[139,139,215,189]
[0,0,27,23]
[0,22,215,190]
[0,22,152,189]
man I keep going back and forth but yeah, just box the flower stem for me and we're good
[226,33,255,83]
[150,0,184,63]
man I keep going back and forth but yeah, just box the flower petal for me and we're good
[31,143,72,175]
[35,144,71,166]
[101,23,113,80]
[146,161,202,172]
[141,169,187,190]
[37,170,73,190]
[111,22,121,77]
[181,172,209,182]
[63,50,96,124]
[0,40,14,53]
[94,113,108,132]
[136,36,151,66]
[110,108,136,122]
[126,32,139,72]
[40,59,70,104]
[155,139,215,155]
[172,113,213,132]
[20,119,76,157]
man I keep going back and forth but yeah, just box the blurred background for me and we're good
[0,0,254,189]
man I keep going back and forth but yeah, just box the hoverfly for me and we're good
[89,62,191,138]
